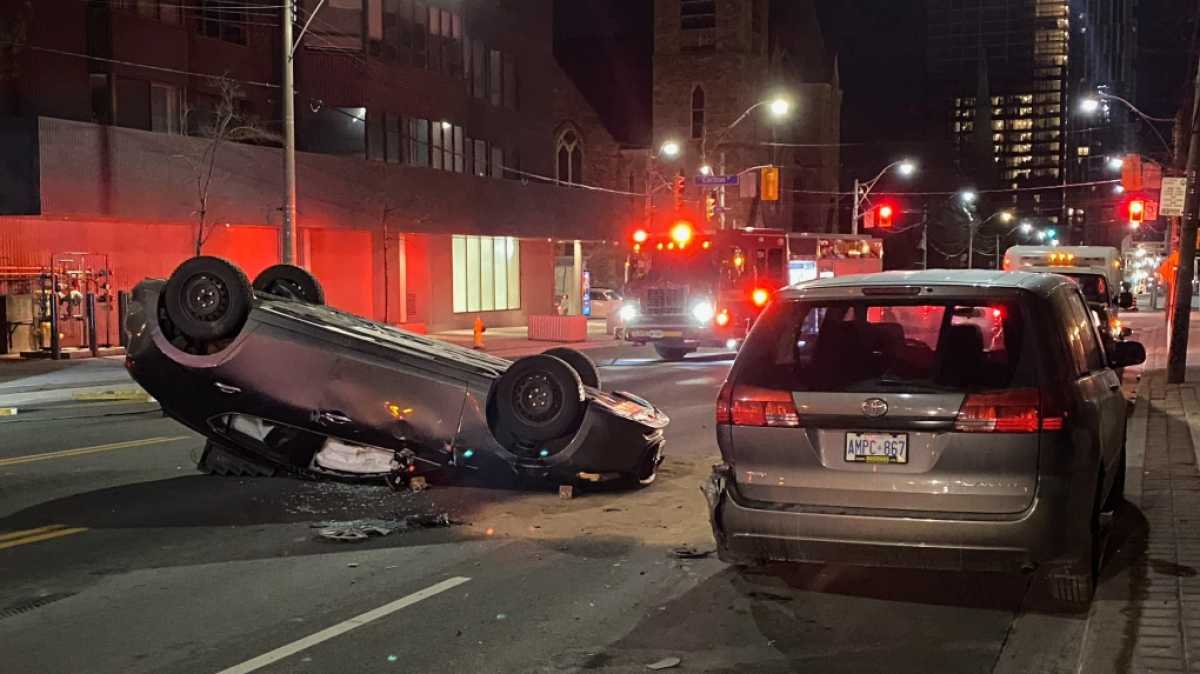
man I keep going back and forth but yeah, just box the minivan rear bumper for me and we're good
[704,464,1092,573]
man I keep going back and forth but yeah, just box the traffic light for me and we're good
[878,203,894,228]
[705,191,716,222]
[760,166,780,201]
[1128,199,1145,228]
[672,175,685,211]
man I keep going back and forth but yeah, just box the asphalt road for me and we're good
[0,321,1164,673]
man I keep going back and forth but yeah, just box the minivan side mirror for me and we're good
[1109,340,1146,369]
[1118,291,1134,309]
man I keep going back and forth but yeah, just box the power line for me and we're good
[0,41,280,88]
[783,178,1120,197]
[500,165,644,197]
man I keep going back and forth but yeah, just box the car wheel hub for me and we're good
[513,373,562,424]
[182,273,229,321]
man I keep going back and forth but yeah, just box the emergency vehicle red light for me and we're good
[716,309,730,326]
[632,229,648,244]
[751,288,770,307]
[670,222,693,246]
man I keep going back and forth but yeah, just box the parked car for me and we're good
[125,257,668,487]
[587,288,622,319]
[705,269,1145,605]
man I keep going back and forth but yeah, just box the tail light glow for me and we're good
[715,309,730,326]
[955,388,1042,433]
[727,386,801,427]
[632,229,648,243]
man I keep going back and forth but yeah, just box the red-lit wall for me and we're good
[302,228,375,319]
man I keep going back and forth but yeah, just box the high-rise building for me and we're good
[928,0,1137,246]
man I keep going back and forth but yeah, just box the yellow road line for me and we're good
[0,524,66,543]
[0,436,189,467]
[0,527,88,551]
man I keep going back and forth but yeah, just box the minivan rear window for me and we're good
[737,298,1035,393]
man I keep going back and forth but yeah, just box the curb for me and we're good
[0,383,154,409]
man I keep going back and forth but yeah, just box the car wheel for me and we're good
[253,264,325,304]
[541,347,600,389]
[654,344,691,361]
[493,354,585,444]
[1048,474,1101,607]
[163,256,252,344]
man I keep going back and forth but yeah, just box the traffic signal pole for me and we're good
[1166,56,1200,383]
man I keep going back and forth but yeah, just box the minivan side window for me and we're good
[1058,289,1105,374]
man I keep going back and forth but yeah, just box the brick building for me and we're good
[0,0,637,338]
[649,0,840,233]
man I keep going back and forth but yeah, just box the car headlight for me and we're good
[618,304,638,322]
[691,300,715,323]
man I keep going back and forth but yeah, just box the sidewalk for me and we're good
[430,320,620,358]
[0,322,621,409]
[1079,313,1200,672]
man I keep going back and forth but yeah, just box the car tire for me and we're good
[253,264,325,304]
[163,256,252,344]
[654,344,691,361]
[1048,474,1101,608]
[493,354,585,444]
[541,347,601,389]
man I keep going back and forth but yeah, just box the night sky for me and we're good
[555,0,1196,180]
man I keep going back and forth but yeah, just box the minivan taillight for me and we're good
[716,379,733,424]
[955,388,1041,433]
[729,385,801,428]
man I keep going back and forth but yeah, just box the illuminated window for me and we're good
[452,235,521,313]
[992,133,1005,142]
[1077,146,1090,157]
[1010,119,1033,130]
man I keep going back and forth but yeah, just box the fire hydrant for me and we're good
[472,316,486,350]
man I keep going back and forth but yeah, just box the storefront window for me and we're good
[453,235,520,312]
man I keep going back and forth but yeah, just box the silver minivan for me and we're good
[705,270,1146,603]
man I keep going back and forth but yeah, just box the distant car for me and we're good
[125,257,668,487]
[706,270,1145,605]
[587,288,622,319]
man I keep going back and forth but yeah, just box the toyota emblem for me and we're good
[861,398,888,417]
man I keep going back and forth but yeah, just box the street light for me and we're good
[960,190,978,204]
[659,140,681,158]
[850,159,918,234]
[1036,230,1048,241]
[967,208,1011,269]
[1114,184,1125,194]
[1107,156,1124,171]
[1079,89,1174,155]
[700,94,793,228]
[1019,221,1033,235]
[699,164,713,176]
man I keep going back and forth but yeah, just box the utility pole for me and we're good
[850,178,860,235]
[281,0,298,265]
[967,219,975,269]
[717,150,727,229]
[996,235,1001,270]
[1167,55,1200,383]
[921,205,928,269]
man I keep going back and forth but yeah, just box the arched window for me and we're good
[691,86,705,139]
[556,127,583,184]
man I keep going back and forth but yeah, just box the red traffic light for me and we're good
[878,204,895,228]
[1128,199,1145,227]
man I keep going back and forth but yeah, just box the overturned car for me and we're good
[125,256,668,488]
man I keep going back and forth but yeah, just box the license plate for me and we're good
[844,432,908,464]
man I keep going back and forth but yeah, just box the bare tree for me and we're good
[177,75,278,256]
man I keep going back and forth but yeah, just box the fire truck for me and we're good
[619,222,788,360]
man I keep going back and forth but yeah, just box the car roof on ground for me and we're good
[783,269,1072,298]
